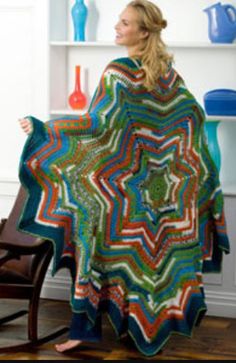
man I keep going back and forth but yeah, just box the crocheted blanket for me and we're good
[18,57,230,356]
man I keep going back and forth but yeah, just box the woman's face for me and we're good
[115,6,148,48]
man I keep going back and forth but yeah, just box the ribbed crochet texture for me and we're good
[18,57,230,356]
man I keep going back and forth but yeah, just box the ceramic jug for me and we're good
[204,2,236,43]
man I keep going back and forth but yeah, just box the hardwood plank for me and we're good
[0,299,236,361]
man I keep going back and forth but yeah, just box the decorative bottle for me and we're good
[204,120,221,171]
[68,65,87,110]
[71,0,88,42]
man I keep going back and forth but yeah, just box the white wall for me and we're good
[0,0,48,216]
[70,0,226,43]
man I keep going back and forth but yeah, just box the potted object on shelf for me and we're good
[71,0,88,42]
[68,65,87,110]
[204,89,236,115]
[203,2,236,43]
[204,120,221,171]
[203,88,236,172]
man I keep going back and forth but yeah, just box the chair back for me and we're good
[0,187,49,281]
[0,187,35,245]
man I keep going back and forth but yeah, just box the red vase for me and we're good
[68,65,87,110]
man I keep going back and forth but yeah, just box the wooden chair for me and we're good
[0,187,68,352]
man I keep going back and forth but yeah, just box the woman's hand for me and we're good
[19,118,33,135]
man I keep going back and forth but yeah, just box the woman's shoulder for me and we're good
[105,57,141,74]
[158,64,186,90]
[102,57,142,89]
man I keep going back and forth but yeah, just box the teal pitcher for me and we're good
[204,2,236,43]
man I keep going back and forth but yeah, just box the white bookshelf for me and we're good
[206,116,236,122]
[50,109,87,116]
[50,41,116,47]
[50,40,236,49]
[48,0,236,191]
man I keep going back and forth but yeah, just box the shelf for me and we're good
[50,41,116,47]
[50,109,87,116]
[51,111,236,121]
[206,116,236,122]
[0,176,19,183]
[50,41,236,49]
[168,41,236,49]
[51,112,236,121]
[222,183,236,197]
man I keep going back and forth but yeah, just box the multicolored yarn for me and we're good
[18,57,230,356]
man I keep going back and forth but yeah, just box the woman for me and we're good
[19,0,229,357]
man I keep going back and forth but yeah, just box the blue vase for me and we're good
[71,0,88,42]
[204,121,221,171]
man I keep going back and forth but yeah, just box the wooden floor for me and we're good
[0,298,236,360]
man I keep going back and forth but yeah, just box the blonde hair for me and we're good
[127,0,173,91]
